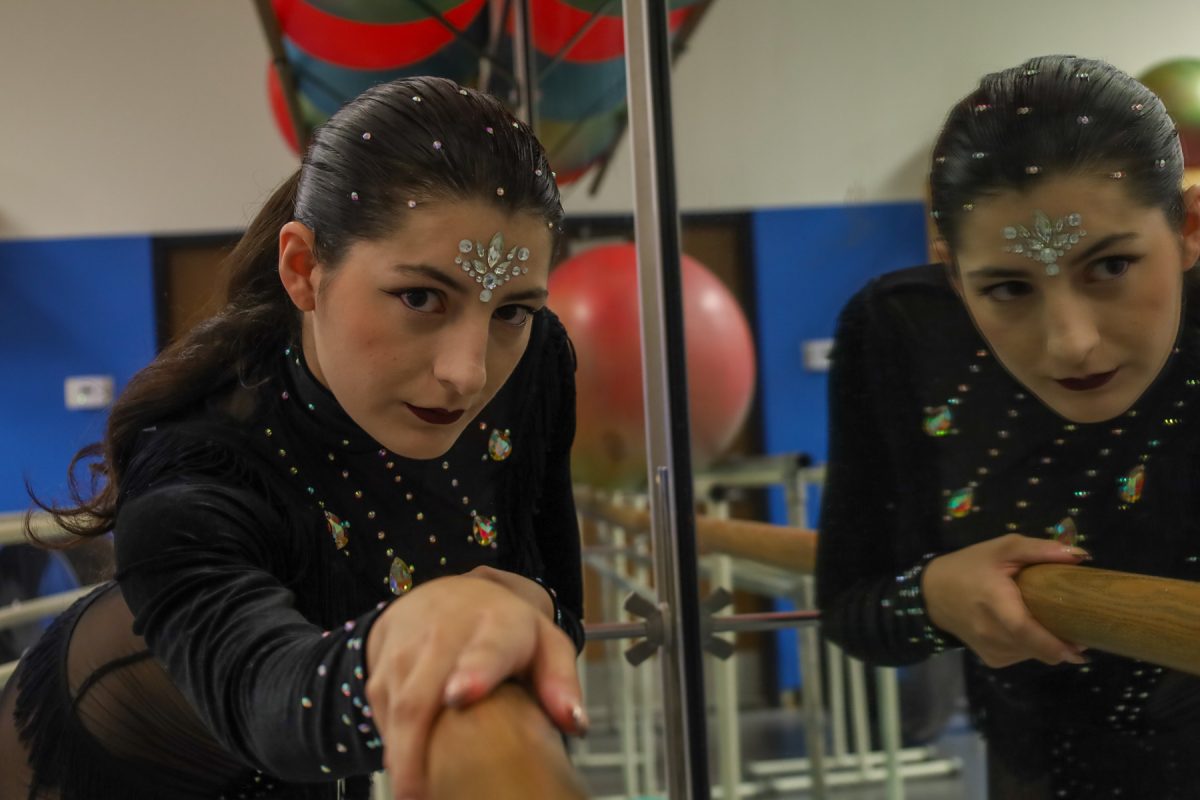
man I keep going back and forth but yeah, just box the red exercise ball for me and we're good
[548,243,756,489]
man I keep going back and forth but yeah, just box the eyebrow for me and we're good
[392,263,549,303]
[965,231,1140,280]
[1067,232,1138,264]
[391,264,467,292]
[499,287,550,303]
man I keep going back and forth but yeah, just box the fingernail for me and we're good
[444,675,468,708]
[1064,650,1089,665]
[1064,546,1092,561]
[570,703,590,736]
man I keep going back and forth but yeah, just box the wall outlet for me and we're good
[64,375,114,410]
[802,339,834,372]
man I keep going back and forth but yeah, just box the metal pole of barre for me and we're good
[709,498,741,800]
[611,498,641,795]
[827,643,849,761]
[0,587,94,629]
[848,658,872,778]
[878,667,905,800]
[787,472,829,799]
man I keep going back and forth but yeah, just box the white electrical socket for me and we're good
[802,339,834,372]
[64,376,114,410]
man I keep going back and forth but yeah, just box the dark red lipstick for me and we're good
[405,404,465,425]
[1056,369,1117,392]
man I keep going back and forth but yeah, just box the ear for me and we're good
[1181,184,1200,273]
[279,221,320,311]
[933,238,964,297]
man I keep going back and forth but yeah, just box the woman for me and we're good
[0,76,585,800]
[816,55,1200,798]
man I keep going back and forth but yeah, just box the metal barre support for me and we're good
[583,604,821,643]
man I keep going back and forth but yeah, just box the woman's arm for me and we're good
[816,282,1089,668]
[115,481,584,796]
[815,287,957,665]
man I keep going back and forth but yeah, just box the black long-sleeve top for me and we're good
[816,265,1200,798]
[12,310,582,800]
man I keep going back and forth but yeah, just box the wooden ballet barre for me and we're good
[427,682,588,800]
[1017,564,1200,677]
[576,492,1200,675]
[574,490,818,574]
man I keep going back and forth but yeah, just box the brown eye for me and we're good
[980,281,1033,302]
[1087,257,1134,282]
[493,305,535,327]
[392,289,443,313]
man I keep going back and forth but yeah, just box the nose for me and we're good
[432,319,488,399]
[1042,289,1100,369]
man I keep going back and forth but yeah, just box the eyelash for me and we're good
[978,255,1140,301]
[391,289,539,327]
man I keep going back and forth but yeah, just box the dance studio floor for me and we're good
[573,656,987,799]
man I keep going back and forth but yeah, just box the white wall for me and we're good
[4,0,1200,239]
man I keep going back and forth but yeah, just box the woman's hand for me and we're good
[922,534,1091,668]
[464,565,555,620]
[365,574,585,800]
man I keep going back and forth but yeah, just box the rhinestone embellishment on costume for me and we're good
[488,428,513,461]
[1118,464,1145,503]
[326,511,349,550]
[388,557,414,596]
[472,513,498,546]
[947,487,974,518]
[923,406,953,437]
[455,232,532,303]
[1002,211,1086,276]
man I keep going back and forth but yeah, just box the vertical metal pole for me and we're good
[827,644,848,760]
[848,659,872,777]
[252,0,311,150]
[611,498,640,795]
[710,501,742,800]
[634,521,659,794]
[877,667,906,800]
[623,0,710,796]
[786,476,828,798]
[510,0,538,128]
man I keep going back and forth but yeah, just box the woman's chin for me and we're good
[1035,387,1138,425]
[370,425,464,461]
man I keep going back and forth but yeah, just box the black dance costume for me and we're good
[816,266,1200,799]
[0,311,582,800]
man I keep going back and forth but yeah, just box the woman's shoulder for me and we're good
[848,263,963,323]
[118,384,282,504]
[507,307,575,392]
[839,264,978,355]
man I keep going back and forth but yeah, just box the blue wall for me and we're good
[751,202,929,691]
[0,237,157,511]
[753,202,930,474]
